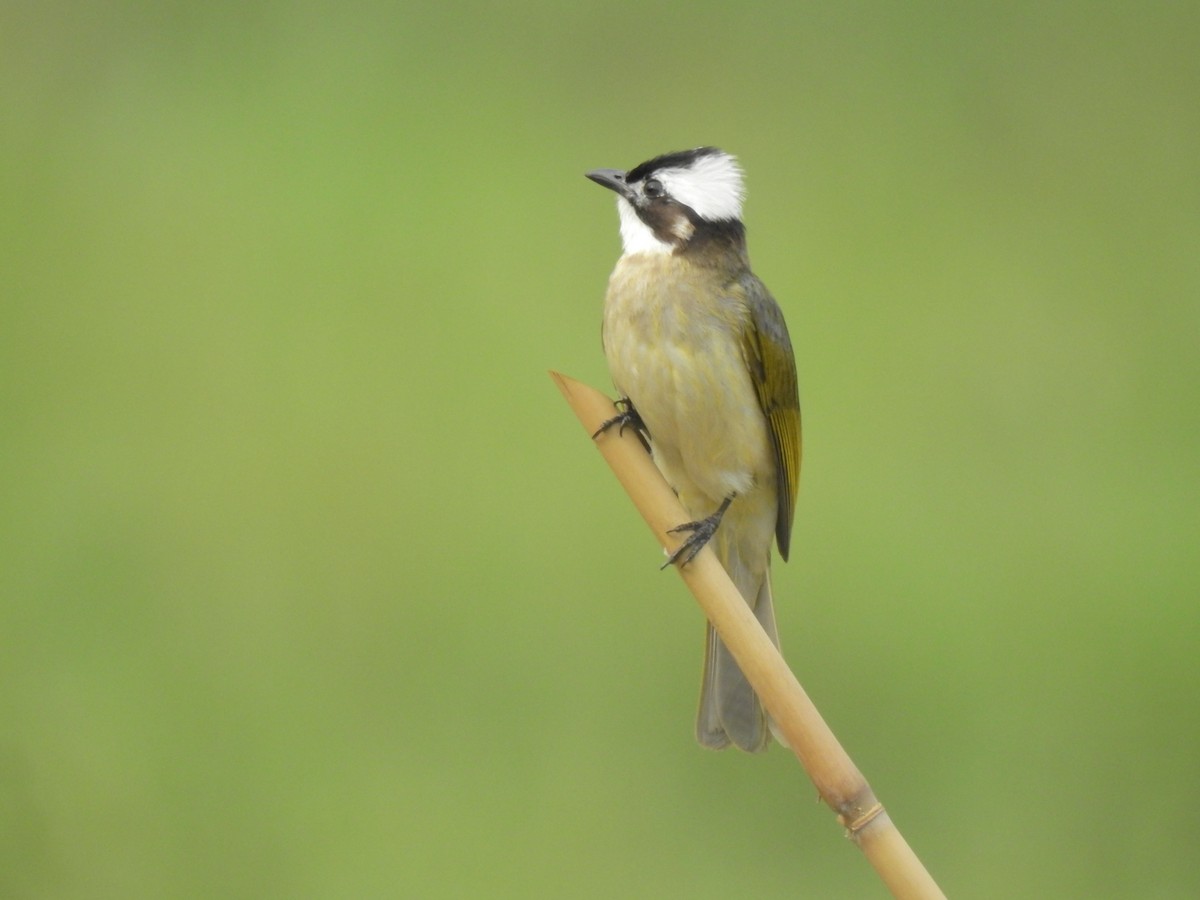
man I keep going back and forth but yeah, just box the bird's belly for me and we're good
[603,282,773,511]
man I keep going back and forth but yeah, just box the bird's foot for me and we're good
[661,496,734,569]
[593,398,651,452]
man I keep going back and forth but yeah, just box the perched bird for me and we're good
[586,147,801,752]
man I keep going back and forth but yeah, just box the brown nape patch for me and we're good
[635,197,747,260]
[681,216,747,260]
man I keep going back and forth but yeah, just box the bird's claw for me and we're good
[593,398,651,452]
[661,518,719,569]
[660,496,734,569]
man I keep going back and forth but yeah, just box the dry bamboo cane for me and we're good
[551,371,946,900]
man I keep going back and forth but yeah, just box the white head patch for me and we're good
[654,150,744,221]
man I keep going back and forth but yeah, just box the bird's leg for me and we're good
[593,397,651,453]
[661,495,734,569]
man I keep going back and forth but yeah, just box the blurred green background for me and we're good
[2,2,1197,897]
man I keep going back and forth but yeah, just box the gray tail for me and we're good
[695,558,779,752]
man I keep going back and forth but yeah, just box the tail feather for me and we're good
[696,551,778,752]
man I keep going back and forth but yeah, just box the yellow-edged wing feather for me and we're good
[738,274,801,560]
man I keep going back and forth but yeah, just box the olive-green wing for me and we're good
[738,274,801,560]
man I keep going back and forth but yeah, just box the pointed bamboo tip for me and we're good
[549,370,583,402]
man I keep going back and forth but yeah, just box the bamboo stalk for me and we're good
[551,371,946,900]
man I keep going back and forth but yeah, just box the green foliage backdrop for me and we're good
[2,3,1197,897]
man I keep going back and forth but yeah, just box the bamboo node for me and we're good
[841,801,886,836]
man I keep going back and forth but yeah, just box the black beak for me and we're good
[586,168,636,202]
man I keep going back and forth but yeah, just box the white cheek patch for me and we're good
[656,151,745,221]
[617,198,672,256]
[671,217,695,242]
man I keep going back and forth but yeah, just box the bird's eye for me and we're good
[643,178,664,199]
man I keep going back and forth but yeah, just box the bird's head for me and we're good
[587,147,746,256]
